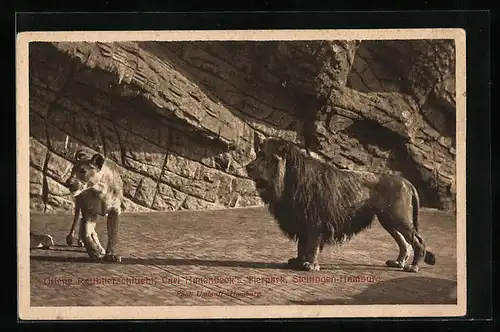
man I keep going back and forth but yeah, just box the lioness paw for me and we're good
[88,252,105,260]
[83,237,105,259]
[66,234,74,246]
[103,254,122,263]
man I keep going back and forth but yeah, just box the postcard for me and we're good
[17,28,466,320]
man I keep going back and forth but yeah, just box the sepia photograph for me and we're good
[17,29,466,320]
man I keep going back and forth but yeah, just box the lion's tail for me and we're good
[409,180,420,233]
[424,250,436,265]
[408,180,436,266]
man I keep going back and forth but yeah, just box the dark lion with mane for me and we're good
[245,138,436,273]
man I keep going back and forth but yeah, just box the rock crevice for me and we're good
[29,40,456,213]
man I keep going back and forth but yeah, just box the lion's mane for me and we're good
[264,143,381,247]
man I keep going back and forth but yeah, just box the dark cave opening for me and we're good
[344,119,441,209]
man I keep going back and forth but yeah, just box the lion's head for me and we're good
[245,138,294,202]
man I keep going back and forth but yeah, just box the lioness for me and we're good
[64,150,123,262]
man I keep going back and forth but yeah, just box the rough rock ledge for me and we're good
[29,40,456,213]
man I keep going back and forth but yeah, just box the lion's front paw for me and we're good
[287,257,303,269]
[302,261,320,271]
[103,254,122,263]
[386,260,404,268]
[403,264,420,273]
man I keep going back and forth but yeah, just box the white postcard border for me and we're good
[17,28,467,320]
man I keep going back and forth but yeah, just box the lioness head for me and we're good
[245,138,292,202]
[64,150,106,196]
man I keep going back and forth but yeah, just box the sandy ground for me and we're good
[28,207,457,306]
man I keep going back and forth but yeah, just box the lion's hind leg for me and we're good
[377,215,412,270]
[386,230,411,269]
[403,231,435,273]
[394,223,426,273]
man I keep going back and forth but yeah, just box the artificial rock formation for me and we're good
[29,39,456,213]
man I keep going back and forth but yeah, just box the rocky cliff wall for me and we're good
[29,40,456,213]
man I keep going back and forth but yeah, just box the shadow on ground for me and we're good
[30,253,287,269]
[289,276,457,305]
[29,208,458,306]
[31,250,406,272]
